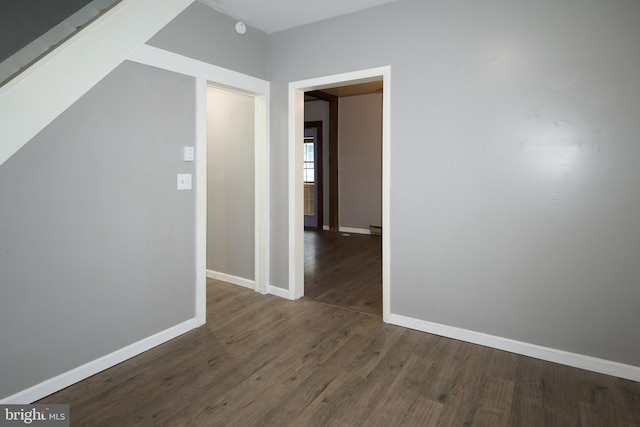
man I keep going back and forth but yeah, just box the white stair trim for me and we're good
[0,0,195,167]
[0,0,120,84]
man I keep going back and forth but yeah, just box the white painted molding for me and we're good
[339,227,371,235]
[267,285,295,300]
[0,0,195,167]
[388,313,640,382]
[194,77,207,326]
[0,0,119,84]
[0,318,198,404]
[254,93,270,295]
[381,68,391,323]
[288,82,305,300]
[129,45,268,95]
[207,270,255,290]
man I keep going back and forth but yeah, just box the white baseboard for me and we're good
[208,271,293,300]
[387,313,640,382]
[207,270,255,290]
[319,226,374,235]
[339,227,371,235]
[267,285,295,300]
[1,318,198,404]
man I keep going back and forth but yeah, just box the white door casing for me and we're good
[287,66,391,321]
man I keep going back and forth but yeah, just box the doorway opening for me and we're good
[196,78,269,324]
[205,86,257,291]
[288,66,391,321]
[303,84,383,315]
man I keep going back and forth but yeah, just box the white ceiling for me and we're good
[198,0,399,34]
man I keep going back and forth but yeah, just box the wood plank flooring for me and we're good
[39,279,640,426]
[304,230,382,315]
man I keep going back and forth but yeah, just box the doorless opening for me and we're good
[288,66,391,321]
[205,86,257,289]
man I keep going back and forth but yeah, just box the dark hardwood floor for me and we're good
[39,279,640,426]
[304,230,382,315]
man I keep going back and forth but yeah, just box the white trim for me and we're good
[323,225,330,231]
[288,84,305,300]
[254,93,270,294]
[129,45,268,96]
[0,318,198,404]
[194,78,207,326]
[0,0,194,167]
[207,270,255,290]
[339,227,371,235]
[288,67,391,320]
[0,0,119,84]
[267,285,296,300]
[388,313,640,382]
[381,71,391,323]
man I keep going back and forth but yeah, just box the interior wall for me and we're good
[338,93,383,230]
[268,0,640,367]
[303,100,330,228]
[0,0,93,61]
[206,87,255,280]
[0,61,196,399]
[147,1,269,80]
[0,0,270,401]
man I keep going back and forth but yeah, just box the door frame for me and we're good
[303,120,323,230]
[129,45,270,326]
[288,66,391,321]
[306,92,339,231]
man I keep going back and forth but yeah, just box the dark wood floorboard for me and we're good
[304,230,382,315]
[38,279,640,426]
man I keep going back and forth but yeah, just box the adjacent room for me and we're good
[304,82,384,316]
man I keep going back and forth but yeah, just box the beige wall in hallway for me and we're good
[206,87,255,281]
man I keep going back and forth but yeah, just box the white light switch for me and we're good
[177,173,192,190]
[183,146,195,162]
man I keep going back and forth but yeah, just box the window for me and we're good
[303,137,315,182]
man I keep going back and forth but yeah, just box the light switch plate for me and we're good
[183,146,195,162]
[177,173,192,190]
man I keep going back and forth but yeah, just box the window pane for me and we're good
[304,166,315,182]
[304,142,314,162]
[303,141,314,182]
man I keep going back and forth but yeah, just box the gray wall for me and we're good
[269,0,640,366]
[0,61,196,399]
[0,0,270,400]
[304,100,330,227]
[206,87,255,280]
[304,95,383,230]
[0,0,93,61]
[339,93,382,230]
[148,1,269,80]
